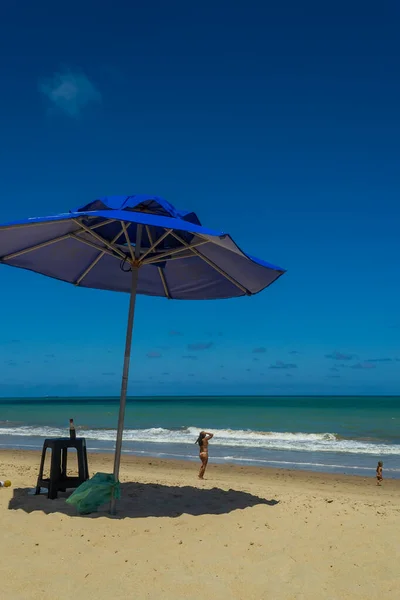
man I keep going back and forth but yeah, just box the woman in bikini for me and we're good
[195,431,214,479]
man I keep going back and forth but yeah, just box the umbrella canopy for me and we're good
[0,195,283,299]
[0,195,285,511]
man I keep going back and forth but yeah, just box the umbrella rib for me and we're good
[70,235,123,261]
[146,252,196,263]
[74,225,128,286]
[87,218,116,230]
[0,217,115,232]
[141,239,209,264]
[71,219,127,261]
[138,228,173,263]
[169,232,251,295]
[0,218,117,261]
[145,226,171,299]
[158,268,170,299]
[121,221,135,263]
[1,233,72,261]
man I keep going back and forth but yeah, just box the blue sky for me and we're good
[0,2,399,396]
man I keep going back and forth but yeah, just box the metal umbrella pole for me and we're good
[110,225,142,514]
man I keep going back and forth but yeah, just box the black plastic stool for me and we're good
[35,438,89,499]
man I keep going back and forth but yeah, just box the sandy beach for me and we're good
[0,450,399,600]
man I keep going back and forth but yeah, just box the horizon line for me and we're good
[0,393,399,400]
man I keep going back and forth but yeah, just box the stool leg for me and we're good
[48,447,61,499]
[59,448,67,492]
[35,445,47,495]
[85,449,89,480]
[77,444,86,482]
[83,444,89,480]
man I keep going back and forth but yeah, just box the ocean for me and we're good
[1,395,399,478]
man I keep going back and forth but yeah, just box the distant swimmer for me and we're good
[376,461,383,486]
[195,431,214,479]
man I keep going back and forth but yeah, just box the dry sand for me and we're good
[0,449,399,600]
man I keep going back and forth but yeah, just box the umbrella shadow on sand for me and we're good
[8,482,279,519]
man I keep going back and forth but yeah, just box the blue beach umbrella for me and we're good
[0,195,285,511]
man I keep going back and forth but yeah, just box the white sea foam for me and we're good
[0,425,399,456]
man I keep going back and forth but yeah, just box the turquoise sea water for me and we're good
[1,395,399,477]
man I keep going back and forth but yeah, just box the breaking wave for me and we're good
[0,425,399,456]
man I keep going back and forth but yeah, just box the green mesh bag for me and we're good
[66,472,120,514]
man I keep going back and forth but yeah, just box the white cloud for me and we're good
[39,69,101,117]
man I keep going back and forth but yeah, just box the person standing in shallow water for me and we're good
[195,431,214,479]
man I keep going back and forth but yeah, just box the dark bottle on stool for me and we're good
[69,418,76,440]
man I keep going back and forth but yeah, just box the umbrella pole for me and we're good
[110,267,140,515]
